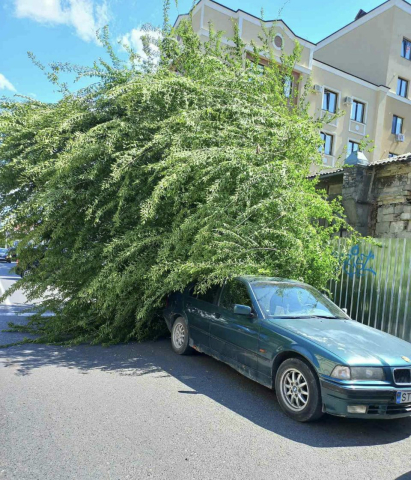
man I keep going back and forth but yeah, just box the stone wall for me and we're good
[316,159,411,238]
[373,162,411,238]
[341,167,373,236]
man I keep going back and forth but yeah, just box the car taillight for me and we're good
[16,259,19,264]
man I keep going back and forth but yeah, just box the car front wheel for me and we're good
[275,358,323,422]
[171,317,193,355]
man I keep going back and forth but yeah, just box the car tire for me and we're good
[275,358,323,422]
[171,317,193,355]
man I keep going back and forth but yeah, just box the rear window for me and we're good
[188,285,220,305]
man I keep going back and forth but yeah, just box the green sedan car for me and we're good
[163,276,411,422]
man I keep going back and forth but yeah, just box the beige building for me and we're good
[176,0,411,169]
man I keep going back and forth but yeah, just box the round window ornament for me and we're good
[274,35,283,49]
[355,125,360,131]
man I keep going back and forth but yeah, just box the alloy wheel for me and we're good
[280,368,309,411]
[173,322,185,349]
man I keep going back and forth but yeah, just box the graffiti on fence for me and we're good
[342,245,376,279]
[330,238,411,341]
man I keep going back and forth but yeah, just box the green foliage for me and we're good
[0,13,354,344]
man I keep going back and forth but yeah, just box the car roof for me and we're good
[237,275,309,287]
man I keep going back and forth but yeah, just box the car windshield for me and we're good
[0,249,8,254]
[251,282,349,319]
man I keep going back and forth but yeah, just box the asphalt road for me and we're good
[1,264,411,480]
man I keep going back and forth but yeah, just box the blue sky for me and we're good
[1,0,385,103]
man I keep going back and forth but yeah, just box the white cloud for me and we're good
[14,0,66,23]
[0,74,17,92]
[14,0,109,43]
[119,27,161,60]
[68,0,108,42]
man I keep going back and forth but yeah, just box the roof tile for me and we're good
[309,153,411,178]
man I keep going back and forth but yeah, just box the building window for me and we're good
[397,77,408,98]
[284,76,292,98]
[348,140,360,155]
[351,100,365,123]
[274,34,283,49]
[322,89,337,113]
[402,38,411,60]
[388,152,397,158]
[392,115,403,134]
[257,63,265,75]
[320,132,333,155]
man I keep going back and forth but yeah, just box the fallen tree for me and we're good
[0,10,352,344]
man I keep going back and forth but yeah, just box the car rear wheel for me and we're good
[171,317,193,355]
[275,358,323,422]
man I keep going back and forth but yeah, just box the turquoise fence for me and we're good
[329,238,411,341]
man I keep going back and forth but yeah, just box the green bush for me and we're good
[0,10,352,344]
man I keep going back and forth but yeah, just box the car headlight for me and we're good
[331,365,351,379]
[331,365,385,381]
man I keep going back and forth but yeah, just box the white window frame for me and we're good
[348,96,368,136]
[284,75,292,98]
[320,131,334,156]
[392,115,404,134]
[350,99,365,124]
[322,87,339,114]
[347,139,361,156]
[402,37,411,60]
[321,85,341,127]
[397,77,409,98]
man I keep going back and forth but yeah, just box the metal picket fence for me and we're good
[329,238,411,341]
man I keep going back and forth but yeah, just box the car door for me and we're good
[185,285,221,351]
[209,280,259,373]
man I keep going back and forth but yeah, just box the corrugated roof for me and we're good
[368,153,411,166]
[309,153,411,179]
[307,168,343,178]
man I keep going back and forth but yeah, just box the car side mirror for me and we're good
[233,304,252,316]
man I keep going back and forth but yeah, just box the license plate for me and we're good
[396,391,411,404]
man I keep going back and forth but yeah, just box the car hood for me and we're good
[273,317,411,367]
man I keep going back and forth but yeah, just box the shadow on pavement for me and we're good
[0,305,40,344]
[1,337,411,449]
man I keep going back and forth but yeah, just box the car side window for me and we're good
[189,285,220,305]
[220,281,252,311]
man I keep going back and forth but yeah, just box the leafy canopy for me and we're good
[0,6,352,344]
